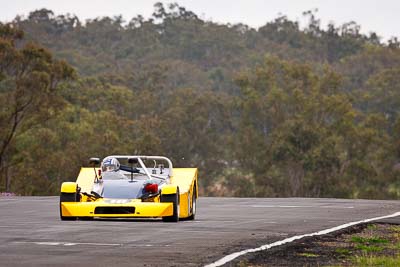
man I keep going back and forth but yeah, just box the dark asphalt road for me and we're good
[0,197,399,266]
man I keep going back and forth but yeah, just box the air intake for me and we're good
[94,207,135,214]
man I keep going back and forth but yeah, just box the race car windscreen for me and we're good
[102,180,143,199]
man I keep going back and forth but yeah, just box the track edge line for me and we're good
[204,211,400,267]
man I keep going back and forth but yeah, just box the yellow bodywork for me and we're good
[61,167,198,219]
[61,182,77,193]
[61,200,173,217]
[161,185,178,195]
[172,168,198,218]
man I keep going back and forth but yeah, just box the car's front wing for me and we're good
[61,201,173,218]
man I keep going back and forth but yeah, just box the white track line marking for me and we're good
[204,211,400,267]
[14,241,121,246]
[251,205,313,208]
[251,205,354,209]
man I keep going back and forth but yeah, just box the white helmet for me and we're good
[101,157,120,172]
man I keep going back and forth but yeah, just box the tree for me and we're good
[0,23,75,191]
[232,56,391,198]
[3,6,400,198]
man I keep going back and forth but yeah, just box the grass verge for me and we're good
[235,223,400,266]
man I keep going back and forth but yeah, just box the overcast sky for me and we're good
[1,0,399,41]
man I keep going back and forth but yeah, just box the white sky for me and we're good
[1,0,399,41]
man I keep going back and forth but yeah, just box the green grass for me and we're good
[389,226,400,233]
[355,244,383,252]
[316,225,400,266]
[346,227,400,266]
[351,236,389,244]
[352,255,400,266]
[350,235,388,253]
[297,252,319,258]
[335,247,351,255]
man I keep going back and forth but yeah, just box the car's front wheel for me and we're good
[161,189,180,222]
[187,187,197,220]
[60,192,77,221]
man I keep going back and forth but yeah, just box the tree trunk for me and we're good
[0,159,4,192]
[288,162,304,196]
[5,164,10,192]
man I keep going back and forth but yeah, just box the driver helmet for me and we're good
[101,157,120,172]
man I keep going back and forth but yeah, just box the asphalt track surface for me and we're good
[0,197,399,266]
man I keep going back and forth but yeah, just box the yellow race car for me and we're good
[59,155,198,222]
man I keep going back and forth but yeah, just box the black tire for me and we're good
[187,187,197,220]
[161,189,180,222]
[60,192,77,221]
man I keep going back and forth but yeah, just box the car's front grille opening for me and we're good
[94,207,135,214]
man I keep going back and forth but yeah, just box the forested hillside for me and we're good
[1,3,400,198]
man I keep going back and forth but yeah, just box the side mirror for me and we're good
[128,158,138,164]
[89,157,101,166]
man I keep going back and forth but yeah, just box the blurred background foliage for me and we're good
[1,3,400,198]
